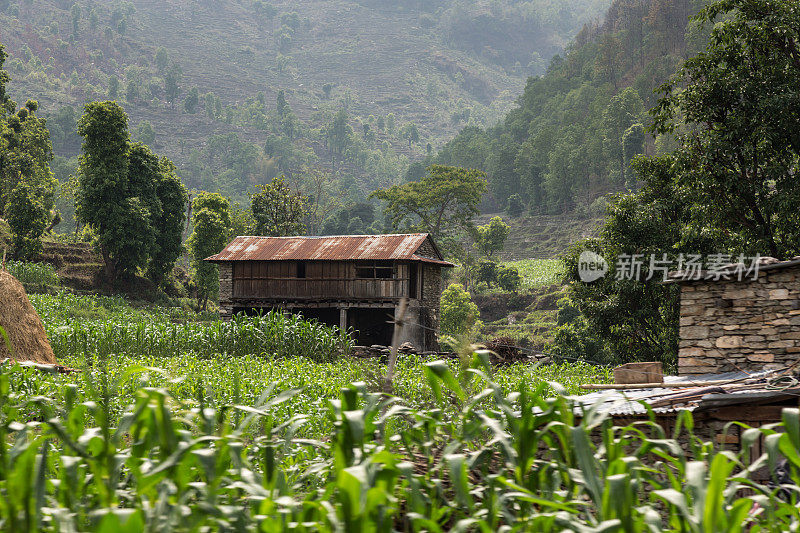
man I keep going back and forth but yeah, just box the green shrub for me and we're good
[549,295,613,365]
[476,260,498,287]
[507,193,524,217]
[497,264,521,291]
[440,282,480,337]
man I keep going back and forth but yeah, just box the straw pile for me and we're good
[0,269,56,364]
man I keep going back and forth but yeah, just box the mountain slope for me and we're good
[437,0,709,214]
[0,0,611,206]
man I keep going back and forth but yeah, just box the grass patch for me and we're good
[504,258,564,289]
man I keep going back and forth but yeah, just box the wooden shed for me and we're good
[205,233,454,351]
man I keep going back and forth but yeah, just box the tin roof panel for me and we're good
[206,234,446,262]
[563,370,788,418]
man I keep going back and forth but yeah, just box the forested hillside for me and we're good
[0,0,609,219]
[437,0,709,213]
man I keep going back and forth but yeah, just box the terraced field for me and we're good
[476,213,604,260]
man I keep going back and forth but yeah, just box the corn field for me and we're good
[8,292,796,530]
[6,261,60,290]
[28,293,353,363]
[47,311,353,363]
[27,292,611,439]
[1,353,799,531]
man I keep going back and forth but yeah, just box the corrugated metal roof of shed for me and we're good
[205,234,453,265]
[564,371,787,417]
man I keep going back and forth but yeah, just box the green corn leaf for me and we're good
[571,426,602,504]
[653,489,694,528]
[445,453,473,511]
[424,360,465,402]
[703,453,735,530]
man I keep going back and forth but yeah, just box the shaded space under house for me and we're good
[205,233,454,351]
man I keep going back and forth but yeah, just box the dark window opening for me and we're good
[297,262,306,279]
[356,261,395,279]
[409,264,418,298]
[375,267,394,279]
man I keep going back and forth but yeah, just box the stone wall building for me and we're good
[206,233,453,352]
[572,259,800,466]
[674,259,800,375]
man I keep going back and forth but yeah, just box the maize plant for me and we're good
[1,352,799,531]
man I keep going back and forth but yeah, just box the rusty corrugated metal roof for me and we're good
[205,234,453,265]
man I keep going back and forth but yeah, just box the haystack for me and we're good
[0,269,57,364]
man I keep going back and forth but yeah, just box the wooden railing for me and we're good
[232,277,411,300]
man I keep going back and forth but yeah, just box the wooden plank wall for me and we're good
[232,261,413,300]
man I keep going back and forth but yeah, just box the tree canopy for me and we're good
[371,165,487,239]
[0,43,59,259]
[251,176,307,237]
[0,42,10,111]
[437,0,705,214]
[474,216,510,259]
[75,101,187,285]
[0,99,56,217]
[554,0,800,368]
[148,157,189,284]
[652,0,800,259]
[188,192,231,309]
[6,180,49,259]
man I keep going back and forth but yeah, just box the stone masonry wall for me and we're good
[416,237,444,345]
[421,265,442,349]
[678,265,800,375]
[218,262,233,320]
[416,238,438,259]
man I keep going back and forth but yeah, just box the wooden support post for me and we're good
[384,298,408,395]
[339,307,348,332]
